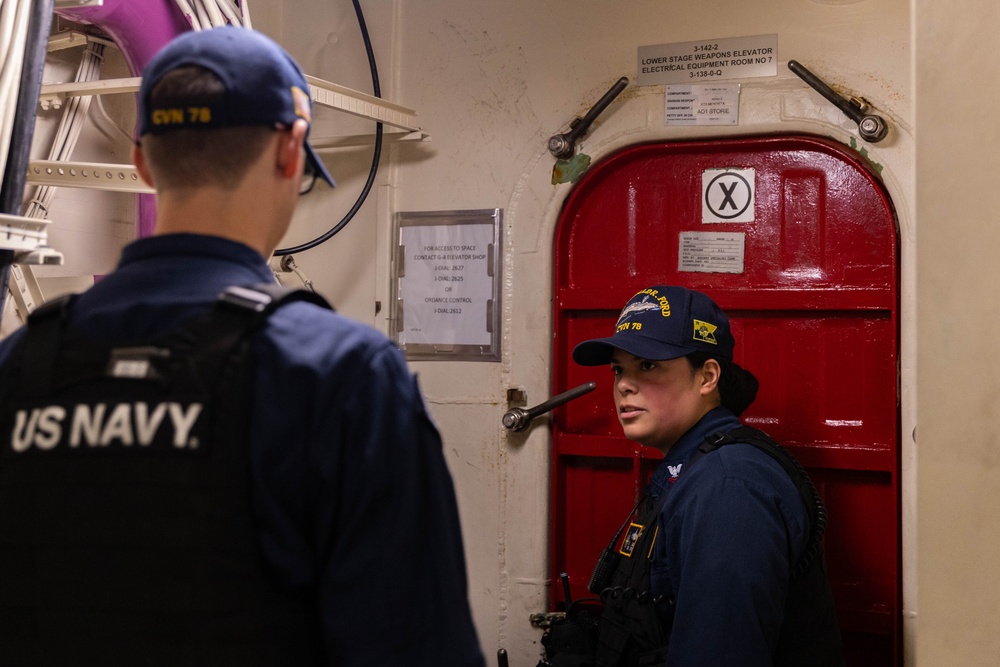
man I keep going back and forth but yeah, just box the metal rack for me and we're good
[26,52,429,194]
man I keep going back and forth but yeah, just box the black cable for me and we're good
[274,0,383,256]
[0,0,56,318]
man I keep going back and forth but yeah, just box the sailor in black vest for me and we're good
[571,286,844,667]
[0,27,484,667]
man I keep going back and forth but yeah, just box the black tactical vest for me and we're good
[592,492,671,667]
[0,284,330,665]
[593,427,846,667]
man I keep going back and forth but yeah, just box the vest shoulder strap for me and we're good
[17,294,77,399]
[216,283,332,318]
[13,283,333,401]
[696,426,828,578]
[197,284,332,358]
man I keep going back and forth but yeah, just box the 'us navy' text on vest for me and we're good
[11,402,203,452]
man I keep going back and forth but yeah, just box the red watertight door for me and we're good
[551,135,900,666]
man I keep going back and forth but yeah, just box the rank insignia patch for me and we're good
[619,523,644,557]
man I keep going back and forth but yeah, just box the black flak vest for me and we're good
[0,284,331,666]
[593,426,846,667]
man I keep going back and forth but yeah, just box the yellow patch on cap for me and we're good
[150,106,212,127]
[693,319,718,345]
[291,85,312,122]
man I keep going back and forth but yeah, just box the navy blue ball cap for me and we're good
[138,26,334,188]
[572,285,735,366]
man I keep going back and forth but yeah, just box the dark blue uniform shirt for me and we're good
[0,234,485,667]
[647,407,808,667]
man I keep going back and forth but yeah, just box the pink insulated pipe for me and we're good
[56,0,195,238]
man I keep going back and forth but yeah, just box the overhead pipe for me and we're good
[56,0,194,240]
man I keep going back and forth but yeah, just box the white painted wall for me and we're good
[28,0,1000,664]
[261,0,395,319]
[914,1,1000,664]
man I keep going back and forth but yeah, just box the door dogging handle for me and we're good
[788,60,889,143]
[502,381,597,432]
[548,77,629,159]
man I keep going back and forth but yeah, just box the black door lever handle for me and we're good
[548,77,629,159]
[502,382,596,432]
[788,60,889,143]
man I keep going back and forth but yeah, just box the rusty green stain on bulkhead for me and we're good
[849,136,884,175]
[552,153,592,184]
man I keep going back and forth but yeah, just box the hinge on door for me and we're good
[529,611,566,629]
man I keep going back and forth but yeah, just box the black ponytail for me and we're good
[685,352,759,417]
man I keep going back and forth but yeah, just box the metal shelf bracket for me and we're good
[38,76,426,133]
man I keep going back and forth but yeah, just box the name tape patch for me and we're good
[5,399,209,456]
